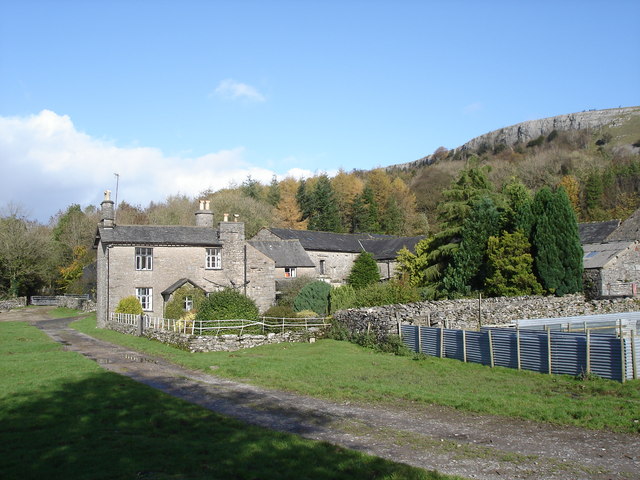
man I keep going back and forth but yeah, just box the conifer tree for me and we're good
[442,196,502,296]
[484,230,543,297]
[531,187,583,295]
[307,175,342,232]
[347,251,381,289]
[351,186,380,233]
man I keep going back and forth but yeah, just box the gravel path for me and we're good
[4,308,637,480]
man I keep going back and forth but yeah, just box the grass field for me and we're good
[72,315,640,434]
[0,320,453,480]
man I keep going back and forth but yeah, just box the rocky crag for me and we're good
[391,106,640,170]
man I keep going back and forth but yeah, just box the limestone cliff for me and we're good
[460,106,640,151]
[390,106,640,171]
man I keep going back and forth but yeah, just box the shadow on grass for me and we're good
[0,366,440,480]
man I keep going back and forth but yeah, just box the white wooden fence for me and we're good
[110,312,329,336]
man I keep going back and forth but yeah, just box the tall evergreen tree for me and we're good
[531,187,583,295]
[351,186,380,233]
[502,180,534,237]
[307,175,342,232]
[412,166,496,295]
[266,175,281,207]
[484,230,543,297]
[442,196,502,296]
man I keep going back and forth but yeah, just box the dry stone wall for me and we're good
[105,317,322,352]
[332,294,640,340]
[0,297,27,312]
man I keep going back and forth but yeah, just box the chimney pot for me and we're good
[223,213,229,222]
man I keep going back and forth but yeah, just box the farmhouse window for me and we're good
[284,267,297,278]
[206,248,222,269]
[135,247,153,270]
[136,287,152,311]
[319,260,326,275]
[184,296,193,312]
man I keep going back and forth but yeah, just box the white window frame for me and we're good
[135,247,153,271]
[206,247,222,269]
[184,296,193,312]
[136,287,152,311]
[284,267,297,278]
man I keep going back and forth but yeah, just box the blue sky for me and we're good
[1,0,639,223]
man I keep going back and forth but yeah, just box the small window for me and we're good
[136,287,152,311]
[206,247,222,269]
[319,260,326,275]
[184,296,193,312]
[284,267,297,278]
[135,247,153,270]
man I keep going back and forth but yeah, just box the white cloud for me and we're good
[213,79,266,102]
[0,110,298,223]
[463,102,483,114]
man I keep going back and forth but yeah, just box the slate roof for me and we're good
[95,225,221,247]
[582,241,635,269]
[262,228,424,260]
[578,220,620,244]
[360,236,424,260]
[249,240,315,267]
[605,208,640,242]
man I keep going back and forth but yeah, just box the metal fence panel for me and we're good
[590,334,624,382]
[464,330,492,366]
[401,325,418,352]
[443,329,465,361]
[401,324,631,382]
[550,331,588,377]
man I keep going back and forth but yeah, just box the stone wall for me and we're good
[105,317,323,352]
[56,296,96,312]
[0,297,27,312]
[332,294,640,340]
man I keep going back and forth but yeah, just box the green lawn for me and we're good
[0,321,454,480]
[72,314,640,434]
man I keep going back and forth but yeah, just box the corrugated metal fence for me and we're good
[401,324,638,382]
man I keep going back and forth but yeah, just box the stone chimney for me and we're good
[100,190,115,228]
[195,199,214,228]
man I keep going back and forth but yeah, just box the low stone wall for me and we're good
[332,294,640,340]
[106,317,322,352]
[0,297,27,312]
[57,297,96,312]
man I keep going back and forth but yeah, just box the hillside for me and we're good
[389,106,640,227]
[391,106,640,171]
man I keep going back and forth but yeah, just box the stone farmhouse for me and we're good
[94,192,275,328]
[579,211,640,298]
[94,192,423,326]
[251,228,424,286]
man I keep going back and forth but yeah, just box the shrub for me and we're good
[329,285,357,313]
[277,276,315,307]
[353,279,420,308]
[263,304,296,318]
[526,135,545,148]
[195,288,259,321]
[164,285,206,320]
[114,296,143,315]
[293,280,331,315]
[347,252,380,289]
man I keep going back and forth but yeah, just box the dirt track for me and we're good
[3,308,639,480]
